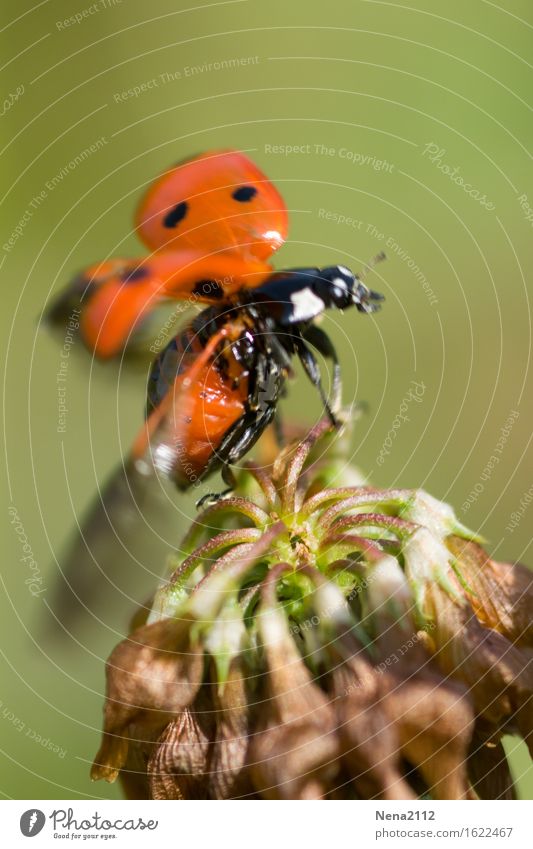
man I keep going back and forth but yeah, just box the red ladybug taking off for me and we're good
[47,149,385,492]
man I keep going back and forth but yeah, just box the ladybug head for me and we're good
[315,265,385,314]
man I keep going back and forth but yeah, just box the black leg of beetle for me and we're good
[247,351,266,411]
[265,332,293,372]
[293,336,340,428]
[196,488,232,509]
[227,405,277,464]
[194,421,251,508]
[249,350,285,425]
[273,411,285,448]
[194,409,272,508]
[221,464,238,489]
[194,343,283,508]
[302,324,342,416]
[195,464,239,508]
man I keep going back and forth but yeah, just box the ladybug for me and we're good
[47,149,288,358]
[131,263,383,492]
[48,148,385,493]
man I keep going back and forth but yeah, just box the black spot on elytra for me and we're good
[191,279,224,299]
[124,267,150,282]
[232,185,257,202]
[163,201,188,228]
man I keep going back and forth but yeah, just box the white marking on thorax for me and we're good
[290,288,325,321]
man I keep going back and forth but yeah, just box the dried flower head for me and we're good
[91,418,533,799]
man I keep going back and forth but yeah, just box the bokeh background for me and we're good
[1,0,532,799]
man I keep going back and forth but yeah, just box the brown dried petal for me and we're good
[467,726,517,800]
[207,662,251,799]
[330,661,414,800]
[148,694,214,799]
[383,672,473,800]
[342,558,473,799]
[447,537,533,646]
[249,707,340,799]
[248,607,340,799]
[430,590,533,753]
[118,727,155,800]
[91,618,203,782]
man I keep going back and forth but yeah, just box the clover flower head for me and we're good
[91,418,533,799]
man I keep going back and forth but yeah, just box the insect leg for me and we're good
[302,324,342,416]
[265,332,293,372]
[196,484,233,509]
[293,335,340,427]
[195,411,273,508]
[273,411,285,448]
[227,408,276,464]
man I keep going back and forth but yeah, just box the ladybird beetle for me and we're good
[47,149,385,494]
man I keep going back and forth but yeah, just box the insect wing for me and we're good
[54,253,270,358]
[134,326,248,488]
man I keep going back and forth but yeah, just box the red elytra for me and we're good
[49,149,288,358]
[78,251,272,358]
[136,149,288,259]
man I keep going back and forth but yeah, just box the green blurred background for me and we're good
[1,0,532,799]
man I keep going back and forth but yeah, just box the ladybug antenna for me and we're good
[353,251,386,313]
[358,250,386,281]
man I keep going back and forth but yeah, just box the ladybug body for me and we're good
[136,265,383,490]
